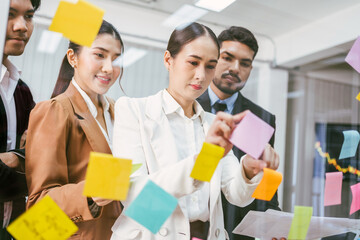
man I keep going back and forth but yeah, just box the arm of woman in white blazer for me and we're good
[113,97,203,204]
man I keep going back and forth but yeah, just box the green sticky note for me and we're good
[288,206,313,240]
[131,163,142,175]
[124,180,178,234]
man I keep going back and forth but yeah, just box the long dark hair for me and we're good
[167,22,220,58]
[51,20,124,98]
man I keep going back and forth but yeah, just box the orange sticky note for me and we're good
[83,152,132,200]
[190,142,224,182]
[252,168,282,201]
[357,92,360,101]
[7,195,78,240]
[49,0,104,47]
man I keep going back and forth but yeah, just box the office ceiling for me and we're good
[112,0,359,38]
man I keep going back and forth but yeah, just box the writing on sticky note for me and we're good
[131,163,142,175]
[350,182,360,215]
[287,206,312,240]
[252,168,282,201]
[339,130,360,159]
[83,152,132,201]
[7,195,78,240]
[49,0,104,47]
[124,180,178,234]
[324,172,343,206]
[345,36,360,73]
[230,111,274,159]
[190,142,225,182]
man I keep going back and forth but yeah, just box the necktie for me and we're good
[212,102,227,113]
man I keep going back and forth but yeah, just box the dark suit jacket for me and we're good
[0,79,34,213]
[197,90,280,240]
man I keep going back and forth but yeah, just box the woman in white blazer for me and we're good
[111,22,279,240]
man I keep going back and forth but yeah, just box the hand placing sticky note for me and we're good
[230,111,274,159]
[83,152,132,201]
[49,0,104,47]
[124,180,178,234]
[7,195,78,240]
[287,206,313,240]
[339,130,360,159]
[324,172,343,206]
[190,142,225,182]
[345,36,360,73]
[350,182,360,215]
[252,168,282,201]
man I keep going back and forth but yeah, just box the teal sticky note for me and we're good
[288,206,313,240]
[339,130,360,159]
[124,180,178,234]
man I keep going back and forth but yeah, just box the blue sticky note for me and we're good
[124,180,178,234]
[339,130,360,159]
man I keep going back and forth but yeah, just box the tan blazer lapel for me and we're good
[144,91,178,170]
[64,84,112,154]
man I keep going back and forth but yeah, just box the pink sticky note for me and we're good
[350,182,360,215]
[324,172,343,206]
[230,111,274,159]
[192,238,203,240]
[345,36,360,73]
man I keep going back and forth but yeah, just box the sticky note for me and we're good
[131,163,142,175]
[192,238,203,240]
[345,36,360,73]
[287,206,313,240]
[190,142,225,182]
[230,111,274,159]
[339,130,360,159]
[49,0,104,47]
[124,180,178,234]
[350,182,360,215]
[252,168,283,201]
[83,152,132,201]
[324,172,343,206]
[356,92,360,102]
[7,195,78,240]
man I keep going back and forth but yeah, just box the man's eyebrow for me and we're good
[9,8,35,13]
[222,51,253,62]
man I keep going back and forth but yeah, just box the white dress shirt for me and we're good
[163,89,210,222]
[0,59,21,151]
[71,79,113,150]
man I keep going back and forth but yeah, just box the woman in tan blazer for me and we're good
[25,20,124,240]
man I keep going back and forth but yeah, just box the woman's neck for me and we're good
[167,89,195,118]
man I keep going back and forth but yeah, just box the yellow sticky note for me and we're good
[357,92,360,101]
[49,0,104,47]
[288,206,313,240]
[83,152,132,200]
[7,195,78,240]
[190,142,225,182]
[131,163,142,175]
[252,168,283,201]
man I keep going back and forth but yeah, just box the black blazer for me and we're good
[0,79,35,222]
[197,90,280,240]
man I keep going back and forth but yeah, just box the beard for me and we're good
[213,73,245,95]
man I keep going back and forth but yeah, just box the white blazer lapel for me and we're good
[144,91,179,171]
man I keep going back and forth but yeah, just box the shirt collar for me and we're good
[1,59,21,85]
[71,78,109,119]
[208,85,238,110]
[1,58,21,83]
[162,89,205,121]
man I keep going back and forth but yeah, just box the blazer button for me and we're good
[215,228,220,238]
[159,227,168,236]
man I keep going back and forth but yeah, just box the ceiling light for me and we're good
[195,0,236,12]
[37,30,63,54]
[162,4,208,29]
[114,47,147,68]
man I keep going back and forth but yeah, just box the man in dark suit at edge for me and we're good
[0,0,41,239]
[197,26,280,240]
